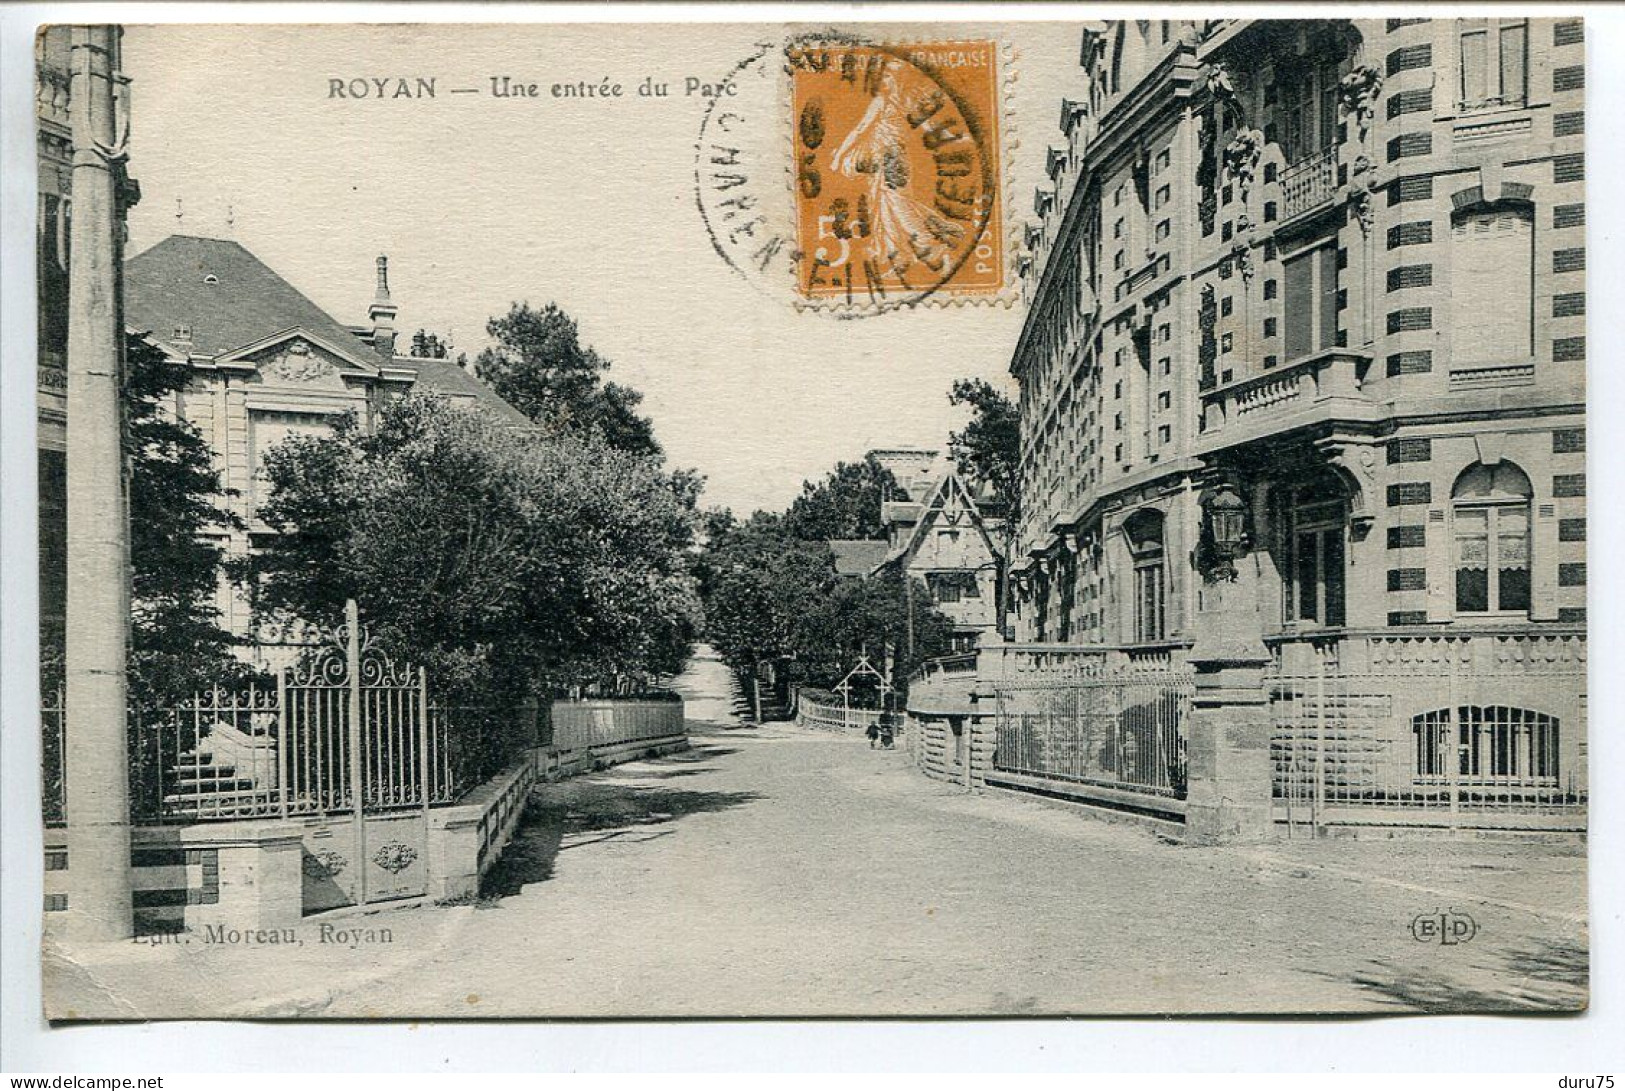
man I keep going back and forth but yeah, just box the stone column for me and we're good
[1184,552,1274,846]
[62,25,133,941]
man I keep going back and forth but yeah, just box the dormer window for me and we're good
[203,274,219,285]
[173,324,192,342]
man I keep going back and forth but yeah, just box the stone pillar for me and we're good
[964,628,1009,789]
[62,25,133,942]
[1184,554,1274,846]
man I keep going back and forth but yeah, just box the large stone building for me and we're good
[912,18,1587,827]
[121,236,528,651]
[38,233,529,663]
[1012,17,1584,641]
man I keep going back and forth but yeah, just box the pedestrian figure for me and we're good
[878,711,897,750]
[866,721,881,748]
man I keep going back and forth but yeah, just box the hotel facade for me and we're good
[911,18,1588,830]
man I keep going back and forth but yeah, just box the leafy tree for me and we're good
[782,454,903,541]
[701,510,954,696]
[473,302,660,457]
[947,378,1021,521]
[253,394,699,703]
[122,335,246,706]
[702,513,833,676]
[793,569,954,691]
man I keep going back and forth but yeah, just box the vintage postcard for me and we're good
[27,15,1588,1021]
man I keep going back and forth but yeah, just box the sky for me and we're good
[120,22,1081,514]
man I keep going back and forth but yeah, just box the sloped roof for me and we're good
[877,472,1000,571]
[125,235,391,366]
[828,539,889,577]
[397,357,533,427]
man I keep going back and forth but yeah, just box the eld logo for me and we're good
[1411,907,1479,945]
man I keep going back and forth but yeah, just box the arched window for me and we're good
[1413,705,1558,784]
[1452,461,1531,615]
[1451,201,1534,366]
[1283,476,1347,628]
[1124,509,1166,642]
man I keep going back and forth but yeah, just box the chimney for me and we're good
[368,254,398,357]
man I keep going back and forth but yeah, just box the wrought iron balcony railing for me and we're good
[1279,146,1339,221]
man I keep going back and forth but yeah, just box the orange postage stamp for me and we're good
[789,39,1004,305]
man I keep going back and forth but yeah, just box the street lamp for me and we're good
[1201,482,1248,581]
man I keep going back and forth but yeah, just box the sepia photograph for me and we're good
[4,4,1608,1051]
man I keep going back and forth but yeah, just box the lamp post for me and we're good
[62,25,136,941]
[1185,477,1273,846]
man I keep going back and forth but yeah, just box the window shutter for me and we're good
[1531,501,1559,620]
[1425,507,1452,620]
[1284,250,1314,360]
[1318,244,1339,350]
[1452,209,1533,363]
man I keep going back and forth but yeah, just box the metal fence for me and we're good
[991,671,1195,800]
[45,622,521,827]
[1271,661,1587,831]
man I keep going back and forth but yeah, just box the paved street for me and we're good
[50,712,1587,1020]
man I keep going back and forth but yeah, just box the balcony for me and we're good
[1197,346,1377,452]
[1269,626,1586,677]
[1279,147,1339,222]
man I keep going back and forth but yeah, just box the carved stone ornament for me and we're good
[1338,65,1384,139]
[265,339,336,385]
[303,848,348,880]
[372,842,419,874]
[1222,129,1265,202]
[1349,154,1377,234]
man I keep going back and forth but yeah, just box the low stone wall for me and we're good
[426,754,538,901]
[47,822,307,935]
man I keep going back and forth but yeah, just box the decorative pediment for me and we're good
[261,338,343,386]
[220,327,382,389]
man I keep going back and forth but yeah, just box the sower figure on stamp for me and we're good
[827,69,963,283]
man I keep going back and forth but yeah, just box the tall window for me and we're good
[1414,706,1558,783]
[1283,480,1347,628]
[1459,18,1528,112]
[1279,61,1340,163]
[1125,509,1166,643]
[1283,243,1338,362]
[1452,462,1532,615]
[1451,203,1534,365]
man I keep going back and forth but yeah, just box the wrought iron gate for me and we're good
[288,600,433,906]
